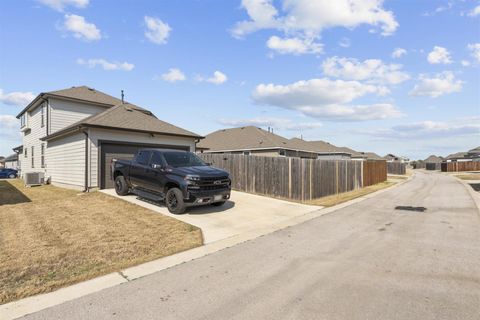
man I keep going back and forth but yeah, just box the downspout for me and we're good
[83,129,89,192]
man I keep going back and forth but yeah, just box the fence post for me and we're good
[288,157,292,199]
[335,161,339,194]
[361,160,364,187]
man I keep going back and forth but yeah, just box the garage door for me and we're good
[100,142,189,189]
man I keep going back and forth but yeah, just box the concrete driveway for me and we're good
[30,170,480,320]
[101,189,321,243]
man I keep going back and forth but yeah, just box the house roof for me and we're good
[288,138,349,154]
[468,146,480,154]
[4,154,18,162]
[424,155,443,163]
[12,145,23,153]
[197,126,293,151]
[445,152,468,160]
[41,103,202,141]
[359,152,384,160]
[17,86,124,118]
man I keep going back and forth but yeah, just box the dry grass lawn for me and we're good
[308,181,395,207]
[455,173,480,180]
[0,179,202,304]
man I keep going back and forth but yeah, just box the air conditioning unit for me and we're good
[24,172,45,186]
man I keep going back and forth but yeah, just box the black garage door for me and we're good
[100,142,189,189]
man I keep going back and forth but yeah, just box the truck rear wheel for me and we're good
[166,187,186,214]
[114,175,129,196]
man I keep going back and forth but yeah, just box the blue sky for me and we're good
[0,0,479,159]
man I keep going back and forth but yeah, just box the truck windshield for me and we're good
[163,152,207,168]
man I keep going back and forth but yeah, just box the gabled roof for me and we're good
[424,155,443,163]
[468,146,480,154]
[42,103,202,141]
[383,154,397,160]
[359,152,384,160]
[288,138,348,154]
[197,126,292,151]
[445,152,468,160]
[17,86,123,118]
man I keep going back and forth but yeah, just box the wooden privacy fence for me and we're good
[363,160,387,187]
[441,161,480,172]
[425,163,441,171]
[199,154,387,201]
[387,162,406,175]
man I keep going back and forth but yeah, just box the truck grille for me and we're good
[188,176,231,191]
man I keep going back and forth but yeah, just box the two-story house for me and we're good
[17,86,202,190]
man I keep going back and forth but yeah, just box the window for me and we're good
[149,152,164,166]
[20,114,26,128]
[279,149,286,156]
[134,151,151,165]
[41,144,45,168]
[163,152,206,168]
[41,104,45,128]
[24,147,27,158]
[31,146,34,168]
[243,151,251,155]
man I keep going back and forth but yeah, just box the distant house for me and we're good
[445,152,471,162]
[467,146,480,161]
[0,156,5,168]
[197,126,353,160]
[383,154,409,163]
[424,155,443,170]
[16,86,202,190]
[4,154,19,169]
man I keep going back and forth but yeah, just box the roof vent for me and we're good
[87,87,95,91]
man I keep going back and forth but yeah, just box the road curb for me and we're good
[0,175,413,320]
[453,177,480,217]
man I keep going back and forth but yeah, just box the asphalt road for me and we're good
[23,171,480,320]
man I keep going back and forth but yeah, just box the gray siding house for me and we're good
[17,86,202,190]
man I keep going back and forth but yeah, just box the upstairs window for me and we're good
[20,114,26,128]
[31,146,34,168]
[24,147,27,158]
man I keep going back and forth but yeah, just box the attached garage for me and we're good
[42,103,202,190]
[99,142,189,189]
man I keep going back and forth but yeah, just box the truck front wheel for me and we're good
[114,175,129,196]
[166,188,186,214]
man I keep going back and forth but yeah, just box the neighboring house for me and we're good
[4,154,19,169]
[17,86,202,190]
[383,154,409,163]
[424,155,443,170]
[467,146,480,161]
[197,126,353,159]
[0,156,5,168]
[444,152,471,162]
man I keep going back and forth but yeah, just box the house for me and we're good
[16,86,202,190]
[383,153,409,163]
[467,146,480,161]
[424,155,443,170]
[444,152,471,162]
[0,156,5,168]
[4,154,20,169]
[196,126,353,159]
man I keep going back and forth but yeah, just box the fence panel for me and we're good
[387,162,406,175]
[363,160,387,187]
[441,161,480,172]
[199,154,387,201]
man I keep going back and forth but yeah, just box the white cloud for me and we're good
[160,68,186,82]
[468,43,480,63]
[427,46,452,64]
[0,115,17,129]
[361,118,480,140]
[197,71,228,85]
[391,48,407,58]
[232,0,398,55]
[0,89,36,107]
[321,56,410,85]
[461,60,471,67]
[217,117,322,131]
[252,78,402,121]
[76,58,134,71]
[144,16,171,45]
[266,36,323,55]
[63,14,101,41]
[468,5,480,17]
[38,0,88,11]
[410,71,463,98]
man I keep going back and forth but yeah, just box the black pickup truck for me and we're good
[111,149,231,214]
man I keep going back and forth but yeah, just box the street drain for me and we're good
[395,206,427,212]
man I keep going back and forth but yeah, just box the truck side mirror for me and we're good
[152,163,164,170]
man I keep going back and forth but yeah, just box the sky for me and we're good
[0,0,479,160]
